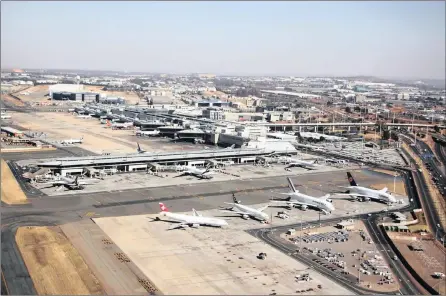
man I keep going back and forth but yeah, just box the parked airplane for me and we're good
[155,203,228,230]
[136,130,160,137]
[40,176,95,191]
[1,113,11,119]
[335,172,397,204]
[220,193,270,223]
[106,120,133,129]
[224,144,236,150]
[270,177,335,214]
[76,114,92,119]
[175,165,214,179]
[22,168,51,181]
[285,158,320,170]
[61,136,83,145]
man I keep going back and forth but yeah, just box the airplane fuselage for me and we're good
[160,212,227,227]
[227,203,269,221]
[285,192,335,213]
[347,186,396,203]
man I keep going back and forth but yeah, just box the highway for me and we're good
[434,142,446,172]
[401,135,445,242]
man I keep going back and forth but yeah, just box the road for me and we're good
[400,135,445,242]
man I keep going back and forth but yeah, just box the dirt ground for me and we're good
[13,85,49,103]
[2,94,26,106]
[11,112,144,154]
[393,236,445,295]
[370,181,406,196]
[15,226,104,295]
[1,159,28,205]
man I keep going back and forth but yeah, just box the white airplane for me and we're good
[270,177,335,215]
[155,203,228,230]
[224,144,236,150]
[61,136,83,145]
[285,158,320,170]
[107,121,133,129]
[1,113,11,119]
[335,172,397,204]
[39,176,96,191]
[76,114,92,119]
[175,165,214,179]
[220,193,270,223]
[136,130,160,137]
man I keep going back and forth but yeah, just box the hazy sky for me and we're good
[1,1,445,79]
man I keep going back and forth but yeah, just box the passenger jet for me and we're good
[175,165,214,179]
[336,172,397,204]
[61,136,83,145]
[220,193,270,223]
[285,158,320,170]
[270,177,335,214]
[155,203,228,230]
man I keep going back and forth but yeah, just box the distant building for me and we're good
[49,84,84,97]
[396,93,410,100]
[203,107,223,121]
[52,91,100,103]
[266,111,295,123]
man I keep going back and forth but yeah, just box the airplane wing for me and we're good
[168,223,189,230]
[220,209,248,215]
[257,205,269,212]
[283,200,314,207]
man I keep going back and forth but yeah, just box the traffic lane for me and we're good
[364,217,419,295]
[404,143,445,239]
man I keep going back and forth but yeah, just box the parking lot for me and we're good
[302,142,407,167]
[282,221,400,292]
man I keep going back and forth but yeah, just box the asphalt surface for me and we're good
[249,169,422,295]
[0,145,435,295]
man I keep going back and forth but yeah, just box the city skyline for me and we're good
[1,1,445,80]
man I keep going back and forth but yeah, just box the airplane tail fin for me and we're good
[347,172,357,186]
[321,194,331,200]
[287,177,297,193]
[192,209,202,217]
[159,203,169,212]
[313,159,319,164]
[232,192,239,204]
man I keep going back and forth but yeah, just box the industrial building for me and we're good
[36,148,283,176]
[203,107,224,120]
[52,91,101,102]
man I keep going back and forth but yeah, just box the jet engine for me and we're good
[191,224,200,228]
[242,214,250,220]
